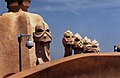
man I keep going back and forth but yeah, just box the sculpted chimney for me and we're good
[5,0,31,12]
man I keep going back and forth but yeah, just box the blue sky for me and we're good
[1,0,120,60]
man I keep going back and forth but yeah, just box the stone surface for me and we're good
[9,53,120,78]
[0,10,46,77]
[33,22,52,64]
[62,30,74,57]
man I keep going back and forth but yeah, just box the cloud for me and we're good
[30,0,120,14]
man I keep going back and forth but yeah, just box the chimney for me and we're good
[5,0,31,12]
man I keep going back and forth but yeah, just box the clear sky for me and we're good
[1,0,120,60]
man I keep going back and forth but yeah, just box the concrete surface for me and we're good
[9,52,120,78]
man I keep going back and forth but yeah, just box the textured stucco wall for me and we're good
[0,10,45,77]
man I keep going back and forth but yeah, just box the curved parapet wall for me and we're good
[9,53,120,78]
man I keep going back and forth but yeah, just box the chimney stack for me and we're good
[5,0,31,12]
